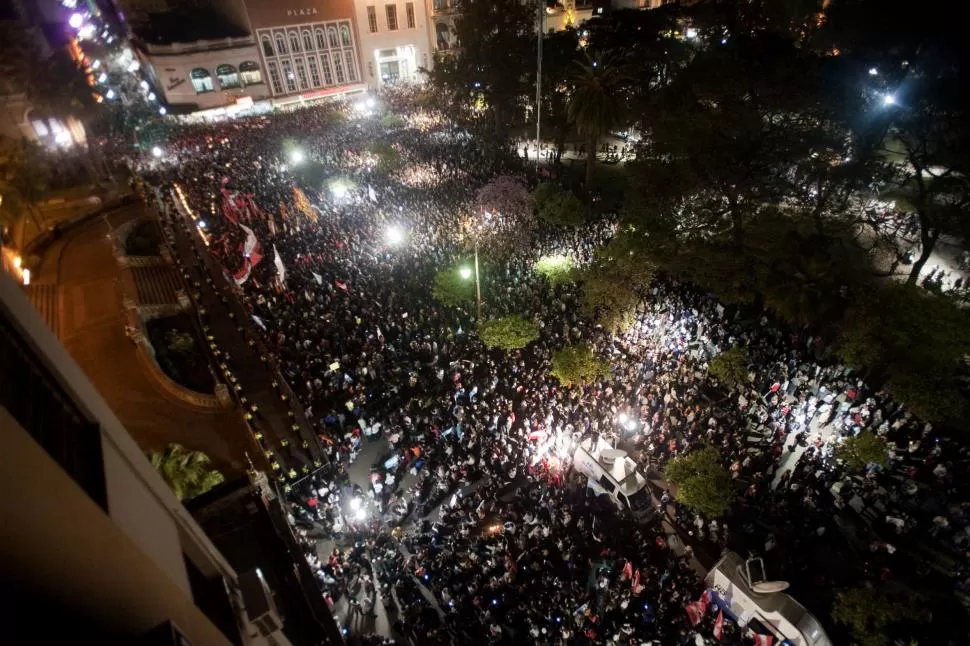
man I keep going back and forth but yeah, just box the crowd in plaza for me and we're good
[151,89,969,645]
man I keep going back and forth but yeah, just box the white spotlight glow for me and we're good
[883,94,896,106]
[68,13,83,29]
[289,149,305,165]
[459,266,472,280]
[151,146,163,158]
[386,225,404,245]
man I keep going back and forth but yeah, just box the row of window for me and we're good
[260,22,353,58]
[189,62,263,94]
[366,3,417,34]
[264,50,359,95]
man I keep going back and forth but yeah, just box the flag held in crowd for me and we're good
[312,271,323,285]
[713,610,724,640]
[293,186,316,223]
[274,244,286,286]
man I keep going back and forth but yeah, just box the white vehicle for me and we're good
[572,437,655,522]
[705,552,832,646]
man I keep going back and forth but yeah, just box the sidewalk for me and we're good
[32,203,251,473]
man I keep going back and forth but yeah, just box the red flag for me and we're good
[621,560,633,580]
[221,190,238,225]
[713,609,724,640]
[685,601,704,626]
[335,280,349,292]
[632,569,644,594]
[697,590,711,614]
[753,635,773,646]
[233,259,252,285]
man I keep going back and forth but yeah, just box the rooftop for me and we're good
[133,7,249,45]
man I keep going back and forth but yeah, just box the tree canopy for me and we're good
[832,586,921,646]
[664,446,735,518]
[432,267,476,308]
[478,315,540,351]
[836,431,890,472]
[549,344,609,388]
[149,443,224,501]
[708,347,750,391]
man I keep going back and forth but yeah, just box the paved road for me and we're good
[33,204,251,473]
[159,194,326,471]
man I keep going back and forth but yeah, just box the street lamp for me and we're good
[151,146,163,158]
[459,266,472,280]
[289,148,305,165]
[883,93,896,106]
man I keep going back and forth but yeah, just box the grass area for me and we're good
[125,220,162,256]
[146,314,216,394]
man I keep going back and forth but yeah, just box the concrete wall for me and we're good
[353,0,433,88]
[141,41,270,111]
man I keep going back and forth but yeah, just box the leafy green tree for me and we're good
[538,191,585,227]
[367,141,402,171]
[709,347,750,391]
[578,234,655,334]
[149,443,225,501]
[380,113,406,129]
[664,446,734,518]
[838,283,970,421]
[532,182,560,212]
[550,344,609,387]
[166,330,196,354]
[424,0,534,133]
[0,136,51,244]
[832,587,920,646]
[568,54,627,204]
[534,254,577,285]
[432,267,475,308]
[836,431,890,472]
[478,315,540,351]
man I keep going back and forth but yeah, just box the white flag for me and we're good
[240,223,258,258]
[252,315,266,330]
[312,271,323,285]
[368,185,377,202]
[273,244,286,286]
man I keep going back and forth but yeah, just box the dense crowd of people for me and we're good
[150,89,968,645]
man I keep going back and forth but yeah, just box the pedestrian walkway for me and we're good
[32,204,251,473]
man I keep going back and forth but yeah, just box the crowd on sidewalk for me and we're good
[148,87,969,645]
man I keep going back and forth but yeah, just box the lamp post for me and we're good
[473,239,482,320]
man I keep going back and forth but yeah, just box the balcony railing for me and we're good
[0,310,107,510]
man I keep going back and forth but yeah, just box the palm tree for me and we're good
[149,443,225,501]
[568,55,627,207]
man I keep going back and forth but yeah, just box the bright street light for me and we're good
[459,266,472,280]
[289,148,305,165]
[386,225,404,245]
[868,67,879,76]
[331,181,348,199]
[151,146,163,158]
[68,13,83,29]
[883,93,896,106]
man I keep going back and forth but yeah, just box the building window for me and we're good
[240,61,263,85]
[315,28,326,50]
[275,33,287,54]
[340,23,351,46]
[281,59,296,92]
[307,56,321,86]
[190,68,214,93]
[385,4,398,30]
[294,57,309,90]
[344,48,358,82]
[302,31,313,51]
[367,6,378,33]
[328,26,339,49]
[261,35,274,56]
[320,54,334,85]
[267,61,283,93]
[289,31,300,52]
[332,51,345,83]
[406,2,415,28]
[216,64,240,89]
[436,22,449,49]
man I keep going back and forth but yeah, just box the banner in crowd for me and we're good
[274,244,286,286]
[293,186,316,223]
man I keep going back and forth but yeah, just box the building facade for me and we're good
[0,270,299,645]
[244,0,366,104]
[353,0,432,88]
[139,37,270,114]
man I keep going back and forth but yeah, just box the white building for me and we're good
[138,37,270,115]
[354,0,433,88]
[0,270,292,645]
